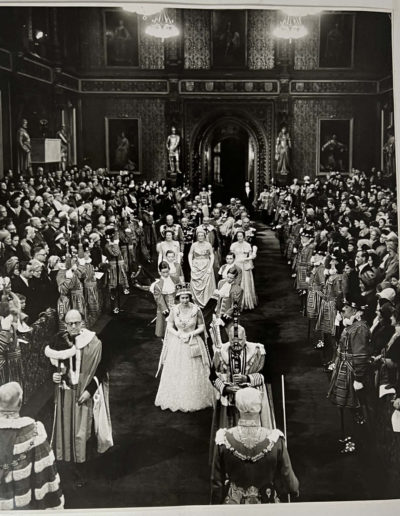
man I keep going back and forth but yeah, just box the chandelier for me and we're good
[273,14,308,41]
[145,9,179,40]
[122,3,162,19]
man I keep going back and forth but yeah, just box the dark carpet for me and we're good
[42,224,392,508]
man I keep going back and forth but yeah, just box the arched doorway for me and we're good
[210,126,249,202]
[188,106,271,199]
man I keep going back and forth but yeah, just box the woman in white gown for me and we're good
[230,230,258,310]
[189,228,216,308]
[155,283,214,412]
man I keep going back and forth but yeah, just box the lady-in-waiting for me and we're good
[155,283,214,412]
[157,229,181,264]
[230,230,258,310]
[189,228,216,308]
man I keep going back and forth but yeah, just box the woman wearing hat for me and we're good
[155,282,213,412]
[211,387,299,504]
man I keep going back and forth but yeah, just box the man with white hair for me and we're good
[45,309,112,485]
[0,382,64,510]
[211,387,299,504]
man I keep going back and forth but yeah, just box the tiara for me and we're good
[175,282,192,297]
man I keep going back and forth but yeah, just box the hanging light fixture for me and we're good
[122,3,162,19]
[145,9,179,41]
[273,14,308,42]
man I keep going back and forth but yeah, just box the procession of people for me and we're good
[1,155,399,507]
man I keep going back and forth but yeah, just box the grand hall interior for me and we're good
[0,0,399,514]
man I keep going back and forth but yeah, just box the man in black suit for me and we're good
[11,260,35,321]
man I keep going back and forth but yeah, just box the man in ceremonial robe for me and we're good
[209,325,275,473]
[211,387,299,504]
[45,309,112,476]
[0,382,64,510]
[327,297,373,453]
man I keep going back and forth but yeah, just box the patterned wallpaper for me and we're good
[81,97,166,179]
[183,9,211,70]
[79,8,165,70]
[293,16,319,70]
[247,10,275,70]
[138,18,165,70]
[292,98,378,178]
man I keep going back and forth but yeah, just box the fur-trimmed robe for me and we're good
[0,416,64,510]
[45,328,111,462]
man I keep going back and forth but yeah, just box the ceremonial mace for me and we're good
[281,374,291,503]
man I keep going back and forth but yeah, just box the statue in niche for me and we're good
[16,118,32,175]
[383,125,395,181]
[275,126,291,175]
[166,126,181,173]
[56,124,69,171]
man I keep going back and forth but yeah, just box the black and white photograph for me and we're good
[211,10,247,68]
[0,1,399,515]
[319,12,355,68]
[105,117,140,172]
[318,118,352,173]
[104,8,139,67]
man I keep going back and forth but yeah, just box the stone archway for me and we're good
[186,103,273,197]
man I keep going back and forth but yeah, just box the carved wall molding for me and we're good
[0,48,12,71]
[185,101,273,193]
[81,79,169,94]
[54,71,80,91]
[379,75,393,93]
[180,80,279,94]
[183,9,211,70]
[16,57,53,83]
[290,80,378,95]
[247,10,275,70]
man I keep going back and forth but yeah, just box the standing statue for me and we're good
[166,126,181,173]
[16,118,32,175]
[275,126,291,176]
[56,124,69,171]
[383,125,395,182]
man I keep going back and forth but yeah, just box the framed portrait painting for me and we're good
[319,13,355,69]
[211,10,247,69]
[318,118,353,174]
[104,9,139,67]
[105,118,141,172]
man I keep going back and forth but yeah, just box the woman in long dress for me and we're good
[155,284,214,412]
[230,230,258,310]
[189,229,216,308]
[157,229,181,264]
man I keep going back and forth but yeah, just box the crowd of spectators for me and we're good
[268,169,400,454]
